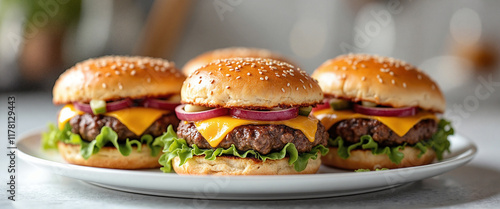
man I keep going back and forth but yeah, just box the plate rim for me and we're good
[17,130,477,200]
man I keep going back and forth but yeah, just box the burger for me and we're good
[311,54,454,170]
[158,58,329,175]
[182,47,293,76]
[42,56,186,169]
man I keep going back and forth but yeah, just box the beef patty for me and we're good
[329,118,437,146]
[69,112,179,142]
[177,120,329,155]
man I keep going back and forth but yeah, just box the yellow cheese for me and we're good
[312,108,437,137]
[57,104,168,136]
[194,116,319,147]
[57,105,84,130]
[104,107,169,136]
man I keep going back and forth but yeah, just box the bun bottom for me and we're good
[322,147,436,170]
[57,142,161,169]
[172,155,321,175]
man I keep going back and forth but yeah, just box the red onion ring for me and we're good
[311,99,331,112]
[142,98,180,111]
[229,108,298,121]
[175,104,229,121]
[74,99,133,114]
[353,104,417,117]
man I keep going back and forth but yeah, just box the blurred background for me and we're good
[1,0,499,106]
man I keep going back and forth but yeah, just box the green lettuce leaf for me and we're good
[328,119,453,164]
[158,125,329,172]
[42,123,164,159]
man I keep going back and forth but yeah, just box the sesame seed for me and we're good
[130,70,136,76]
[210,79,215,84]
[361,64,366,68]
[102,83,107,88]
[95,72,101,77]
[226,74,231,77]
[352,66,357,70]
[226,86,230,89]
[84,66,90,71]
[210,91,214,95]
[198,80,202,84]
[303,85,306,89]
[333,66,338,70]
[281,88,285,93]
[265,76,268,80]
[282,74,286,77]
[341,66,347,71]
[236,76,241,79]
[296,87,299,91]
[260,77,264,81]
[391,79,395,84]
[289,73,294,76]
[417,75,422,80]
[403,82,407,88]
[342,74,346,79]
[287,83,290,87]
[155,66,159,71]
[247,73,251,76]
[115,71,120,75]
[147,77,151,83]
[361,76,366,81]
[105,73,111,77]
[118,83,123,90]
[300,79,304,83]
[389,71,394,76]
[309,83,313,88]
[129,64,135,69]
[218,68,222,71]
[111,65,117,70]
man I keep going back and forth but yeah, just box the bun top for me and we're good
[53,56,185,104]
[312,54,445,113]
[182,47,292,76]
[181,58,323,110]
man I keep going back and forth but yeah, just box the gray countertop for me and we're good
[1,91,499,209]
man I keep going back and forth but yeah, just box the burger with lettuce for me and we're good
[42,56,185,169]
[159,58,329,175]
[311,54,453,170]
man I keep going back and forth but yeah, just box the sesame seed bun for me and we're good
[322,146,436,170]
[172,155,321,175]
[182,47,293,76]
[53,56,186,104]
[312,54,445,113]
[57,142,161,169]
[181,58,323,109]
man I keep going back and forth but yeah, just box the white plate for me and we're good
[18,131,476,200]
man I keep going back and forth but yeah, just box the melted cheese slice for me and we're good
[194,116,319,147]
[57,104,169,136]
[312,108,436,137]
[58,105,84,130]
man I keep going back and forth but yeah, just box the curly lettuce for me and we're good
[329,119,454,164]
[157,125,329,172]
[42,123,165,159]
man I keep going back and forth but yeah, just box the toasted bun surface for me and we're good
[182,47,292,76]
[181,58,323,109]
[57,142,161,169]
[53,56,185,104]
[172,155,321,175]
[312,54,445,113]
[322,147,436,170]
